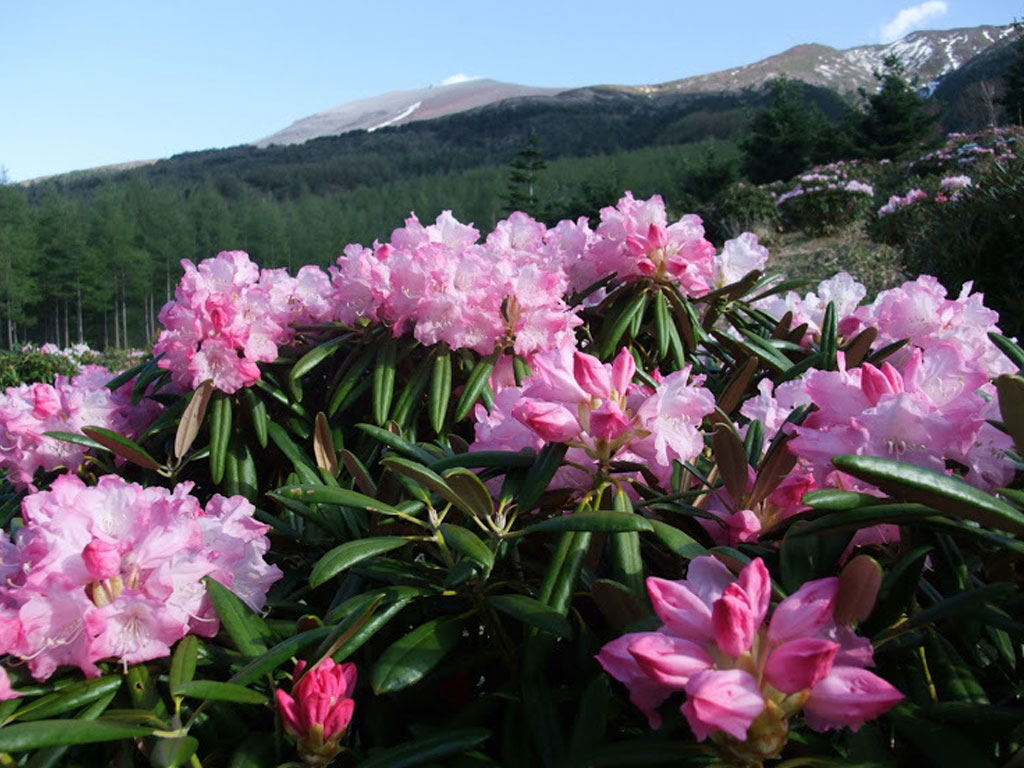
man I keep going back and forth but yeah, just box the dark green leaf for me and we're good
[371,616,463,694]
[9,676,122,723]
[524,510,652,534]
[0,720,154,752]
[441,524,494,570]
[170,680,266,704]
[373,337,398,426]
[205,577,274,657]
[207,392,233,484]
[832,454,1024,535]
[81,426,161,471]
[358,728,490,768]
[311,537,410,588]
[454,352,499,423]
[169,635,198,690]
[430,345,452,434]
[487,594,572,639]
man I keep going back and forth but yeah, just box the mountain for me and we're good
[251,25,1015,149]
[254,79,566,147]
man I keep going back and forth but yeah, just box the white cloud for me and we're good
[440,73,482,86]
[880,1,949,42]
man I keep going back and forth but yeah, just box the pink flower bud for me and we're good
[627,633,713,687]
[682,668,765,741]
[512,400,581,442]
[31,385,61,419]
[712,583,757,657]
[276,659,357,764]
[610,348,636,394]
[589,400,632,442]
[804,666,904,732]
[82,540,121,580]
[860,362,903,406]
[647,223,669,250]
[573,352,611,398]
[764,638,839,694]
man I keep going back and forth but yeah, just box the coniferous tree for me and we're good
[0,185,39,347]
[505,131,547,218]
[741,77,831,184]
[1001,21,1024,125]
[853,55,938,160]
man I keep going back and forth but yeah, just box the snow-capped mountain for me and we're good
[252,25,1015,148]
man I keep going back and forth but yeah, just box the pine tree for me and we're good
[854,55,938,160]
[741,77,831,184]
[505,131,547,218]
[1001,21,1024,125]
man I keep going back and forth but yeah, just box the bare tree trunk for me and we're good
[76,285,84,345]
[121,286,128,350]
[113,298,120,351]
[104,311,109,350]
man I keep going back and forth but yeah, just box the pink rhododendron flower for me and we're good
[0,368,160,491]
[0,475,281,680]
[155,250,289,393]
[471,346,713,490]
[277,659,357,765]
[598,557,902,762]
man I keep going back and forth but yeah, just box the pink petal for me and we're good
[764,638,839,694]
[610,348,637,394]
[647,577,713,643]
[712,583,757,657]
[627,633,713,687]
[768,577,838,644]
[573,352,611,399]
[804,666,904,732]
[682,668,764,741]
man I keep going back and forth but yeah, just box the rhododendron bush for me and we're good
[0,193,1021,768]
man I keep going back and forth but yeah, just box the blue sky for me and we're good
[1,1,1018,181]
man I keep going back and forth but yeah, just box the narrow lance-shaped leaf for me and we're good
[174,379,213,460]
[81,426,162,471]
[454,350,499,423]
[371,616,463,694]
[205,577,274,657]
[313,411,339,477]
[207,392,232,485]
[373,337,398,426]
[430,344,452,434]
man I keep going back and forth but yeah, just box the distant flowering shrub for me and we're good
[772,163,875,236]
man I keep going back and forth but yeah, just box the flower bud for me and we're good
[834,555,882,626]
[276,659,357,766]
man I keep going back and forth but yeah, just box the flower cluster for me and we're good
[597,557,902,763]
[155,250,333,393]
[330,211,580,355]
[276,659,357,766]
[0,474,281,682]
[0,367,160,490]
[471,347,714,490]
[876,188,928,217]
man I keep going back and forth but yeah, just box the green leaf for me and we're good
[647,519,709,559]
[832,454,1024,535]
[41,430,106,452]
[819,300,837,370]
[430,345,452,434]
[441,524,494,570]
[7,676,122,723]
[889,703,998,768]
[310,537,409,588]
[487,594,573,639]
[390,354,433,430]
[429,450,536,472]
[277,484,403,516]
[0,720,154,752]
[358,727,490,768]
[356,422,438,465]
[786,504,937,538]
[862,545,932,635]
[149,734,199,768]
[803,489,888,511]
[205,577,275,657]
[524,510,653,534]
[229,626,333,687]
[241,386,269,449]
[516,443,568,513]
[291,336,346,382]
[169,635,198,690]
[371,616,463,694]
[455,352,498,423]
[373,337,398,426]
[443,468,495,519]
[170,680,267,704]
[600,290,648,359]
[81,426,161,471]
[266,421,321,485]
[207,392,233,485]
[989,331,1024,371]
[653,289,671,359]
[327,343,376,417]
[383,456,465,508]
